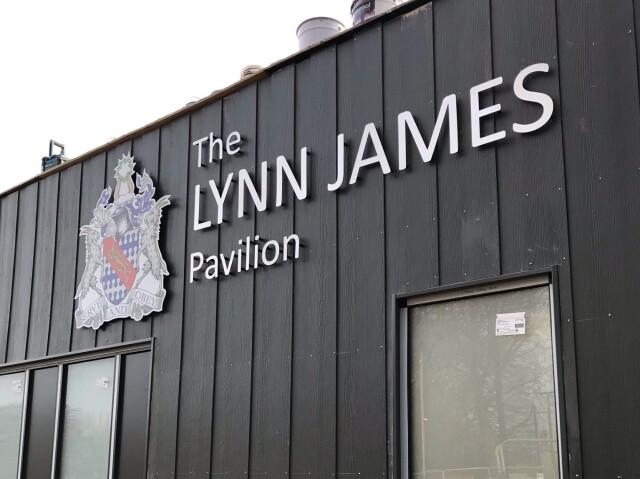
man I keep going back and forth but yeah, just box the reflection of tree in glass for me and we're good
[0,403,24,476]
[0,373,24,478]
[59,359,114,479]
[410,287,559,479]
[62,405,112,479]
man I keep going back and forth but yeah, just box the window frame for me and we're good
[387,267,581,479]
[0,338,153,479]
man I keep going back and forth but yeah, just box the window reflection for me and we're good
[0,372,25,479]
[59,358,115,479]
[409,286,560,479]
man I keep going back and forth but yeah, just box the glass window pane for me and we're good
[409,286,560,479]
[59,358,116,479]
[0,372,26,478]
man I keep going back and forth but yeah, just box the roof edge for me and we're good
[0,0,429,199]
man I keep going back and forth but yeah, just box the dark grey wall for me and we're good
[1,1,639,478]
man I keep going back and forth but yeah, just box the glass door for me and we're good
[0,372,26,478]
[0,345,151,479]
[58,357,117,479]
[408,284,561,479]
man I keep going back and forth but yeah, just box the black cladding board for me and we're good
[28,174,59,359]
[176,102,220,478]
[382,6,439,476]
[146,116,189,479]
[0,193,19,364]
[489,1,580,475]
[249,66,295,477]
[72,153,106,351]
[97,141,133,347]
[116,351,152,479]
[7,183,38,363]
[556,0,640,476]
[336,25,387,478]
[48,165,82,355]
[383,5,439,296]
[433,0,500,284]
[289,47,338,478]
[123,130,160,343]
[210,85,257,478]
[23,366,59,479]
[4,0,640,477]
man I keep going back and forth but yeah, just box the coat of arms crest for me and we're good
[74,153,171,330]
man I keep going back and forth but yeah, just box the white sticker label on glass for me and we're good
[96,377,110,388]
[12,380,23,393]
[496,312,526,336]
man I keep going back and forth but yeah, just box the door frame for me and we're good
[386,267,581,479]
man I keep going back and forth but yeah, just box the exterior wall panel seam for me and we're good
[551,0,584,475]
[173,114,193,477]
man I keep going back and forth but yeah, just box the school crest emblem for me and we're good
[74,153,171,330]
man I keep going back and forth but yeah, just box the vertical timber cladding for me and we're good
[210,85,256,477]
[97,141,133,346]
[27,174,59,359]
[250,67,295,475]
[557,0,640,476]
[1,0,640,477]
[290,47,338,478]
[7,182,38,363]
[337,24,387,478]
[490,1,580,476]
[71,153,105,351]
[382,5,439,475]
[0,192,18,364]
[434,0,499,285]
[123,130,160,343]
[176,102,221,477]
[146,116,188,479]
[48,165,82,355]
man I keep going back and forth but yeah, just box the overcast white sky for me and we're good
[0,1,357,193]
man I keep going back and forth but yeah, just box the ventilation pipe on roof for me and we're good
[240,65,262,79]
[351,0,401,26]
[296,17,346,50]
[41,140,67,172]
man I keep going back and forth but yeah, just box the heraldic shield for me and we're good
[102,228,139,306]
[74,154,171,330]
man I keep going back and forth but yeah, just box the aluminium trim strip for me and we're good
[406,274,550,307]
[549,285,565,479]
[399,308,409,479]
[0,338,152,375]
[108,355,122,479]
[50,365,64,479]
[16,369,30,479]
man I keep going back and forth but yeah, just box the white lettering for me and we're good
[262,240,280,266]
[192,136,208,167]
[209,133,224,162]
[470,77,506,147]
[398,95,458,169]
[276,149,308,207]
[190,252,204,283]
[209,173,234,225]
[226,131,242,155]
[349,123,391,184]
[513,63,554,133]
[221,251,236,275]
[205,255,219,279]
[283,234,300,261]
[193,185,212,231]
[328,134,346,191]
[238,162,268,218]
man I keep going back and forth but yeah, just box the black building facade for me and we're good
[1,1,639,478]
